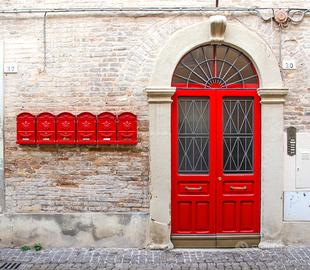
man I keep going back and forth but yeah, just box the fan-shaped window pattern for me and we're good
[172,45,259,89]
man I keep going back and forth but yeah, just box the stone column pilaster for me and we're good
[258,88,288,247]
[0,41,4,213]
[146,87,175,249]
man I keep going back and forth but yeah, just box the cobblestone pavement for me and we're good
[0,247,310,269]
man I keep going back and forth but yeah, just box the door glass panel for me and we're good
[178,97,209,174]
[223,97,254,174]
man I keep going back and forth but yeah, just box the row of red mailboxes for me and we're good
[16,112,137,145]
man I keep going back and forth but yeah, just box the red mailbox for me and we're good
[97,112,117,144]
[56,112,76,144]
[77,112,97,144]
[36,112,56,144]
[16,112,36,144]
[117,112,137,145]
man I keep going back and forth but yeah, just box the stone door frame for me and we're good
[146,19,288,249]
[0,41,4,214]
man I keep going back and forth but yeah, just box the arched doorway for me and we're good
[171,44,260,247]
[146,19,288,249]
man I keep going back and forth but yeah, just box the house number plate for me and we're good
[282,59,296,70]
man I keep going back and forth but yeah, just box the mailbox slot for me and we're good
[117,112,137,145]
[77,112,97,144]
[57,112,76,144]
[36,112,56,144]
[97,112,117,144]
[16,112,36,144]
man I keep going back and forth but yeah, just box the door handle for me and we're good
[185,186,202,191]
[230,186,247,190]
[218,177,222,181]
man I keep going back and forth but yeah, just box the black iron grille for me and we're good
[172,44,258,89]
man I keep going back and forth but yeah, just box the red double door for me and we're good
[171,89,260,238]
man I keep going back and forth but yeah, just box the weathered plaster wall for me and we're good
[0,213,148,247]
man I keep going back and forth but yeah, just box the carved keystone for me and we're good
[210,15,227,42]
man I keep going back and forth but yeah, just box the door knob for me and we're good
[218,176,222,181]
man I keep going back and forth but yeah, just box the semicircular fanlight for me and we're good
[172,44,259,89]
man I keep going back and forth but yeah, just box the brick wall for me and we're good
[0,0,309,213]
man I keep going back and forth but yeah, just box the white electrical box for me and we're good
[296,133,310,189]
[284,192,310,221]
[283,133,310,221]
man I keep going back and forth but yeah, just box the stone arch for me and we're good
[149,20,282,89]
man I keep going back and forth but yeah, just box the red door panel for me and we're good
[222,181,254,194]
[195,201,210,232]
[171,89,260,237]
[171,44,260,241]
[171,91,217,235]
[221,201,237,232]
[178,182,209,195]
[177,202,192,232]
[176,199,213,234]
[216,92,260,235]
[240,201,255,232]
